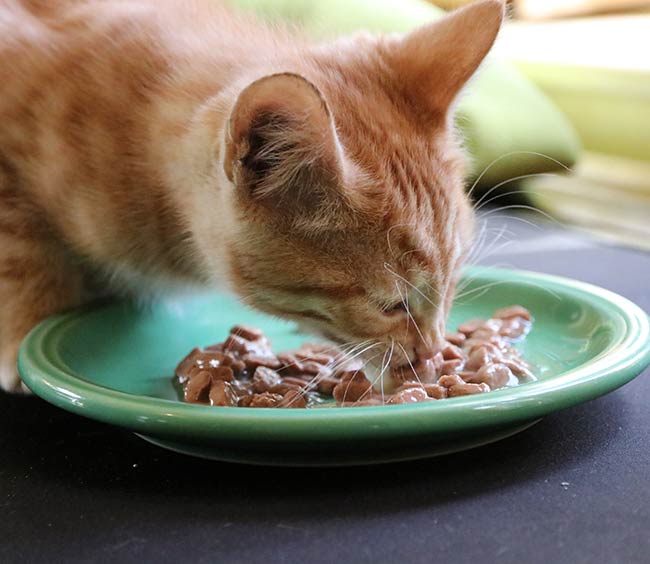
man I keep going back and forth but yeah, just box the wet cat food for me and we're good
[175,307,534,408]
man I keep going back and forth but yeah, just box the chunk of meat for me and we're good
[209,380,238,407]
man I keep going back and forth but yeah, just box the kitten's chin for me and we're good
[363,363,399,395]
[295,324,399,394]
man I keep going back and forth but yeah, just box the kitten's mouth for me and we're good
[364,354,445,394]
[361,363,399,394]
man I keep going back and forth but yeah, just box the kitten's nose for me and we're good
[413,320,446,359]
[414,335,445,360]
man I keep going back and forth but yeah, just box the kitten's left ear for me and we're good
[391,0,505,121]
[224,72,344,213]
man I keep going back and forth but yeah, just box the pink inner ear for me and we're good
[391,0,504,119]
[228,72,333,148]
[224,72,345,207]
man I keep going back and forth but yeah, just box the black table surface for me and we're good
[2,214,649,564]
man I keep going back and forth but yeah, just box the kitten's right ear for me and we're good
[391,0,504,122]
[224,73,344,214]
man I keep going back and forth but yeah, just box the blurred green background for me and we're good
[227,0,650,249]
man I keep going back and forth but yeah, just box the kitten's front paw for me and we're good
[0,358,28,394]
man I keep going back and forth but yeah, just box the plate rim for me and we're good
[18,266,650,441]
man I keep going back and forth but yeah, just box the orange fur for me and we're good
[0,0,503,391]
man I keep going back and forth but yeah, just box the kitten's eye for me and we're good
[382,301,407,316]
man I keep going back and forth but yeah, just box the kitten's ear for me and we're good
[392,0,504,120]
[224,73,343,211]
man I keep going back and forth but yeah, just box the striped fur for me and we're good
[0,0,502,391]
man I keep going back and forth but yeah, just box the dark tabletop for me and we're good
[2,213,649,564]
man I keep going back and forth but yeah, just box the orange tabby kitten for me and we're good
[0,0,503,392]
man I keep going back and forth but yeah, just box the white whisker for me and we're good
[474,188,547,214]
[394,280,428,346]
[371,338,395,404]
[386,222,417,259]
[340,349,384,403]
[479,204,564,228]
[467,150,572,201]
[398,343,423,387]
[384,262,439,305]
[473,173,556,212]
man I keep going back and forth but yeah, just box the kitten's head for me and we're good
[222,1,503,370]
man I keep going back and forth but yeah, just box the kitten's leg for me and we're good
[0,214,86,393]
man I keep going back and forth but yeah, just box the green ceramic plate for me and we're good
[18,267,650,466]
